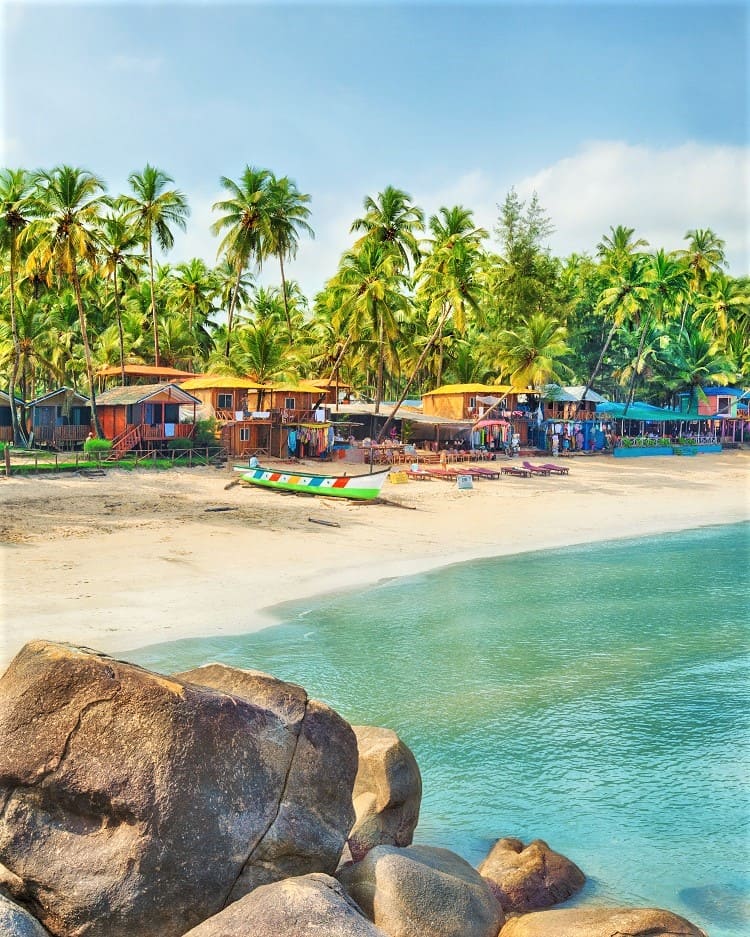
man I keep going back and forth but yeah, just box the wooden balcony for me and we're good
[32,425,91,448]
[138,423,195,441]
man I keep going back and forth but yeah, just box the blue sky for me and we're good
[3,1,748,295]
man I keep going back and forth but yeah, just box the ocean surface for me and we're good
[130,522,750,937]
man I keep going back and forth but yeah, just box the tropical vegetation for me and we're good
[1,164,747,444]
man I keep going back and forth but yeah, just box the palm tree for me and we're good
[211,166,272,356]
[596,225,649,269]
[23,166,107,435]
[695,274,749,336]
[677,228,727,292]
[622,250,689,407]
[350,185,424,271]
[99,212,143,383]
[491,312,571,387]
[265,175,314,335]
[661,327,736,411]
[0,169,37,443]
[168,258,219,341]
[120,164,189,367]
[335,239,409,413]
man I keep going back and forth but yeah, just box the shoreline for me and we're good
[1,451,748,670]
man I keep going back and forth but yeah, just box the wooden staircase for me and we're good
[109,425,142,458]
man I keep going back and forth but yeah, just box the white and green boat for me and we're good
[233,464,390,501]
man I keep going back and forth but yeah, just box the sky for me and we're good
[2,1,748,299]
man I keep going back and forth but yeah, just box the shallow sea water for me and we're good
[131,522,750,937]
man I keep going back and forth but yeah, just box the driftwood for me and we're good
[308,517,341,528]
[354,497,417,510]
[223,478,241,490]
[204,506,239,513]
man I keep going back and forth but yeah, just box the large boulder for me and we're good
[0,893,52,937]
[499,907,707,936]
[338,843,505,937]
[478,837,585,911]
[181,873,388,936]
[0,643,357,937]
[348,725,422,861]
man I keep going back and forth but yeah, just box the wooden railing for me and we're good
[139,423,195,440]
[30,424,91,448]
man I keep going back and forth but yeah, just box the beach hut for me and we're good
[0,390,24,443]
[421,384,513,421]
[306,377,353,407]
[263,382,330,423]
[96,364,198,389]
[26,387,91,449]
[95,383,200,455]
[179,376,274,458]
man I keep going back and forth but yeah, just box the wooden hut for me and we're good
[264,382,330,423]
[26,387,91,449]
[421,384,512,421]
[307,378,353,407]
[96,364,197,389]
[0,390,23,443]
[95,383,199,456]
[543,385,606,421]
[179,376,271,458]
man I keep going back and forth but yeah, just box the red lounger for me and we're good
[426,468,460,480]
[539,462,570,475]
[466,466,501,479]
[521,461,553,476]
[501,466,531,478]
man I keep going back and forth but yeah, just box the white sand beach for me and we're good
[1,452,748,670]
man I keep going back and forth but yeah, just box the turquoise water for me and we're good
[130,523,750,936]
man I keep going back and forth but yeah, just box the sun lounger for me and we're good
[521,461,553,476]
[539,462,570,476]
[501,466,531,478]
[405,469,434,481]
[466,466,501,480]
[425,467,460,480]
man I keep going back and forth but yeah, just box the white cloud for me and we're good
[515,140,749,274]
[110,54,163,74]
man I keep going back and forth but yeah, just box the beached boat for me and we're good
[233,464,391,500]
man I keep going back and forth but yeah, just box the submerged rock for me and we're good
[348,725,422,861]
[180,873,388,937]
[498,906,708,936]
[338,843,505,937]
[478,837,585,911]
[0,643,357,937]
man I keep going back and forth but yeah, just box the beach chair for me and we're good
[466,466,501,480]
[405,468,434,481]
[425,467,460,480]
[521,461,553,476]
[501,466,531,478]
[539,462,570,476]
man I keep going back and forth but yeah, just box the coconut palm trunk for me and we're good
[147,237,160,367]
[8,235,26,445]
[375,307,385,414]
[112,263,126,385]
[376,305,452,442]
[70,265,103,437]
[224,265,244,358]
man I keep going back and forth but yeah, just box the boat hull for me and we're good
[233,465,390,501]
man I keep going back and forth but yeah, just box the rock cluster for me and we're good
[0,641,708,937]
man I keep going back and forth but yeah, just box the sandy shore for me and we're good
[1,451,748,670]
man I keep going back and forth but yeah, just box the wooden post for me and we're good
[4,445,10,477]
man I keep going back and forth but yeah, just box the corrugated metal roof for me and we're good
[0,390,25,405]
[332,402,472,426]
[95,383,201,406]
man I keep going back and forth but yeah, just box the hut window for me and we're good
[468,397,476,409]
[239,427,250,441]
[285,397,296,411]
[218,393,233,409]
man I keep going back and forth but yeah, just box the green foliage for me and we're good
[83,437,112,453]
[166,436,193,450]
[192,418,218,446]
